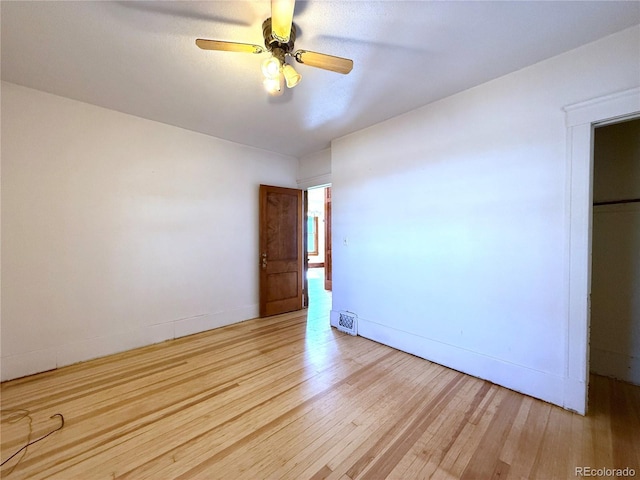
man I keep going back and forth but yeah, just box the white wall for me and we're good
[591,119,640,385]
[297,148,331,189]
[330,26,640,410]
[1,82,298,381]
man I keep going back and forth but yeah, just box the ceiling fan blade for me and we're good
[294,50,353,75]
[271,0,295,43]
[196,39,264,54]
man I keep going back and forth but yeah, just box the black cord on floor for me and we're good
[1,413,64,467]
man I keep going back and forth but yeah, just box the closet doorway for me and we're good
[589,118,640,390]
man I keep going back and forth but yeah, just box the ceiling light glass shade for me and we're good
[263,75,284,96]
[282,64,301,88]
[261,56,282,79]
[271,0,295,43]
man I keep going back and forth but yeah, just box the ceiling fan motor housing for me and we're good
[262,17,296,56]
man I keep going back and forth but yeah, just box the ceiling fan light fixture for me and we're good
[282,63,301,88]
[261,55,282,79]
[263,75,284,96]
[271,0,295,43]
[196,0,354,93]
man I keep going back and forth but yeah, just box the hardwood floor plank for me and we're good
[430,383,497,478]
[501,398,551,480]
[459,388,522,479]
[110,344,378,478]
[250,354,424,479]
[587,374,615,470]
[306,360,451,479]
[529,405,574,479]
[499,396,533,465]
[389,379,485,479]
[357,374,467,479]
[127,353,398,479]
[610,377,640,469]
[309,465,333,480]
[214,355,416,479]
[2,307,639,479]
[339,369,459,479]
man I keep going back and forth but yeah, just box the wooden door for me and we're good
[324,186,332,291]
[259,185,304,317]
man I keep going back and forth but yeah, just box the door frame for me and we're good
[563,87,640,414]
[324,186,332,291]
[303,189,309,308]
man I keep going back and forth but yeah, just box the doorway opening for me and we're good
[588,118,640,407]
[564,87,639,415]
[306,185,332,326]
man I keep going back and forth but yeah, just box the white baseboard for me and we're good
[332,311,574,411]
[1,348,58,382]
[563,376,587,414]
[590,347,640,386]
[0,304,259,382]
[174,305,258,338]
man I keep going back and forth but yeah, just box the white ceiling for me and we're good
[2,1,639,158]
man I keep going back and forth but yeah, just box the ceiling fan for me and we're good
[196,0,354,96]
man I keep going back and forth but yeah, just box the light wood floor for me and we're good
[2,306,639,479]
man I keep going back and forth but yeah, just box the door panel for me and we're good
[259,185,303,317]
[266,271,298,301]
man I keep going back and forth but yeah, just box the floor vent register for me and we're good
[337,311,358,336]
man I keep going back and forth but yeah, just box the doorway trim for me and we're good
[563,87,640,414]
